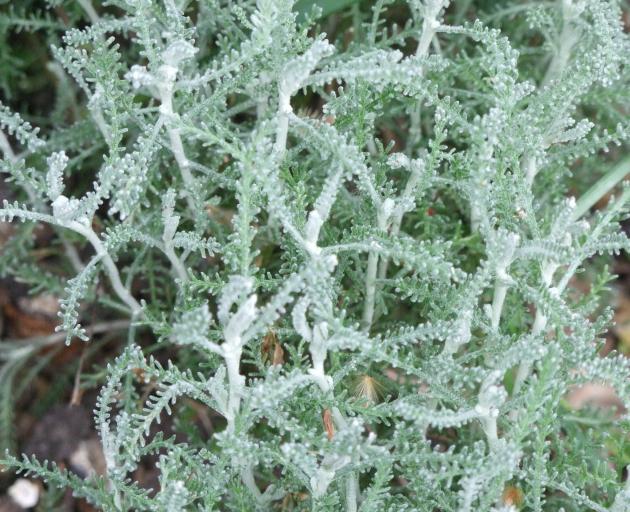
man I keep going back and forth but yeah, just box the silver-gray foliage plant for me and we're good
[1,0,630,510]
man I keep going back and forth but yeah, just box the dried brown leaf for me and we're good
[322,408,335,441]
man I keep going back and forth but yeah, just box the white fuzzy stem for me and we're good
[512,361,531,399]
[489,229,519,331]
[523,154,538,186]
[512,261,557,397]
[167,127,195,186]
[542,3,579,88]
[240,465,262,501]
[407,1,446,154]
[224,344,244,432]
[90,104,111,144]
[490,280,508,331]
[163,244,189,283]
[69,221,142,315]
[513,0,579,390]
[158,65,197,214]
[379,160,426,279]
[308,294,358,510]
[2,131,85,274]
[470,203,482,233]
[408,104,423,156]
[416,5,442,58]
[361,251,379,331]
[345,473,358,512]
[481,415,499,450]
[525,1,580,190]
[362,204,392,331]
[275,90,291,154]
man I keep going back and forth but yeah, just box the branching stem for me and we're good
[157,65,197,214]
[362,201,392,331]
[513,261,557,397]
[69,221,142,315]
[490,280,509,331]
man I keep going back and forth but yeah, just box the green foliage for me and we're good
[1,0,630,510]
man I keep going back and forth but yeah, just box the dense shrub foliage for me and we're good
[1,0,630,510]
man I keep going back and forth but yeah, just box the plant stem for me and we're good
[240,465,262,501]
[407,0,446,155]
[1,130,84,273]
[157,65,197,214]
[573,156,630,221]
[362,202,392,331]
[490,280,508,331]
[345,473,358,512]
[223,344,244,432]
[69,221,142,315]
[512,261,557,396]
[481,415,499,450]
[361,251,379,331]
[378,159,426,280]
[523,154,538,186]
[162,243,188,283]
[514,0,583,393]
[275,90,291,154]
[541,1,579,88]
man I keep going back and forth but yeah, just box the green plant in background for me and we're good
[0,0,630,510]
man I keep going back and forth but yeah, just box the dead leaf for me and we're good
[322,409,335,440]
[566,383,625,416]
[262,330,284,366]
[3,302,57,338]
[261,330,277,364]
[502,485,524,507]
[205,204,234,226]
[272,340,284,366]
[17,294,59,318]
